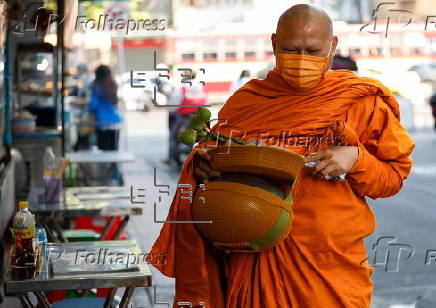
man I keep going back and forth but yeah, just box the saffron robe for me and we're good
[150,69,415,308]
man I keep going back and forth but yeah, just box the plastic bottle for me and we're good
[36,227,47,259]
[43,147,56,175]
[12,201,36,279]
[43,147,58,204]
[65,163,77,187]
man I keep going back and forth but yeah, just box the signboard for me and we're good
[103,1,131,31]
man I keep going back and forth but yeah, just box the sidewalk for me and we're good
[122,110,177,307]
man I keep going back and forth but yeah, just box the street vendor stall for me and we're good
[11,40,64,198]
[66,149,135,186]
[8,0,78,198]
[0,0,16,303]
[27,186,142,242]
[0,0,140,306]
[4,240,152,308]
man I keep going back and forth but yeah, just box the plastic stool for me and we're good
[61,229,101,242]
[52,297,107,308]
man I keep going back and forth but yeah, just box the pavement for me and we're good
[1,110,436,308]
[366,131,436,308]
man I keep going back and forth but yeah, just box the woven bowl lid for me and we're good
[208,145,305,181]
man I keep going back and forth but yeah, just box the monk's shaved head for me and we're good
[276,4,333,39]
[271,4,338,68]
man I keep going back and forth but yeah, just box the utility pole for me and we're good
[355,0,363,23]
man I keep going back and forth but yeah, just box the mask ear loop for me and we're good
[324,42,335,73]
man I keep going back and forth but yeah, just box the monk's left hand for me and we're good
[305,146,359,179]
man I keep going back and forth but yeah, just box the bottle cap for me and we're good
[43,171,53,176]
[19,201,29,209]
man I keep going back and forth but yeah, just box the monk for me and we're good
[150,4,415,308]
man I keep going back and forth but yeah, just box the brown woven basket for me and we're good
[208,145,305,181]
[192,181,293,252]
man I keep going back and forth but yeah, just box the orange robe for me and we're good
[150,69,415,308]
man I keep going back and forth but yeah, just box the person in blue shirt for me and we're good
[89,65,122,150]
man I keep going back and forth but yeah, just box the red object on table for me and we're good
[47,290,67,303]
[73,216,127,240]
[75,216,126,299]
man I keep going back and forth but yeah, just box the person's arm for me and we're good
[112,82,119,105]
[88,86,99,112]
[347,95,415,199]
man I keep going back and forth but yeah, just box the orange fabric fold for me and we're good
[150,69,414,308]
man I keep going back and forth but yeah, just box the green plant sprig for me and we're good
[177,107,246,146]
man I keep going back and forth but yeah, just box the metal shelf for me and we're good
[16,42,54,54]
[17,91,53,97]
[13,127,61,140]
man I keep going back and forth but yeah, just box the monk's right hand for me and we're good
[194,148,221,184]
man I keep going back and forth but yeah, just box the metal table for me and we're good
[66,150,135,164]
[66,186,131,201]
[66,150,135,186]
[4,240,152,308]
[28,187,142,242]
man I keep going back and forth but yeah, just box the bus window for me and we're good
[244,51,256,60]
[204,52,218,61]
[225,52,237,61]
[182,53,195,61]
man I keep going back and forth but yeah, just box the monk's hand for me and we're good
[194,148,221,184]
[305,146,358,179]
